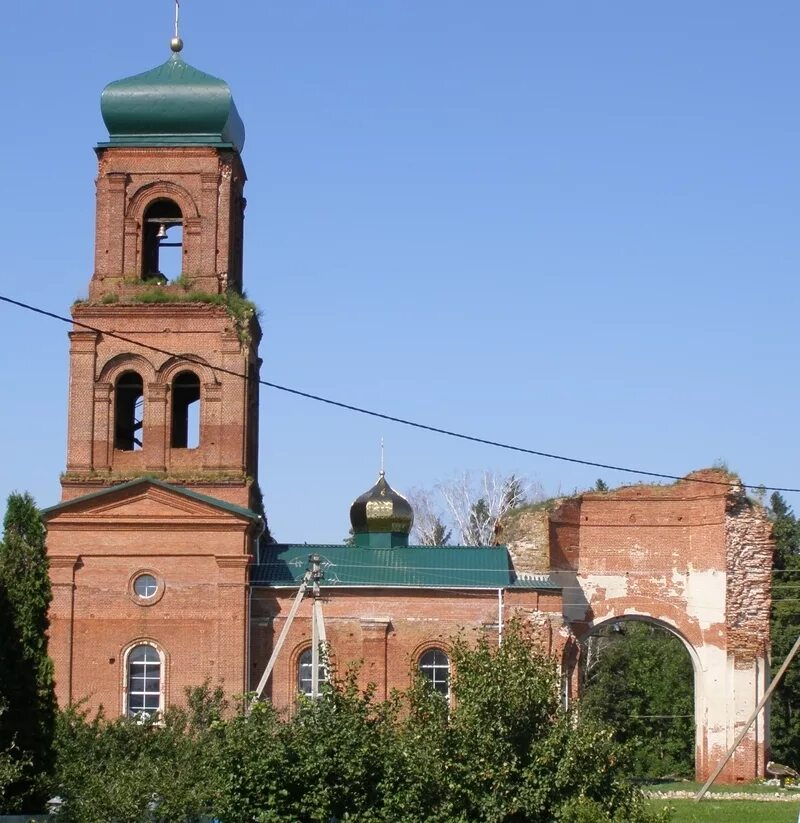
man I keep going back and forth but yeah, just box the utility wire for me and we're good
[3,292,800,494]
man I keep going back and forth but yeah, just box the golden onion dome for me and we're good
[350,472,414,545]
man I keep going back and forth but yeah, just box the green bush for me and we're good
[50,623,668,822]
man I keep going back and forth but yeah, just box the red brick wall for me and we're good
[45,484,254,715]
[250,586,562,713]
[63,303,260,508]
[91,146,245,297]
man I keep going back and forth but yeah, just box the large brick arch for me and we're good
[566,612,706,780]
[502,469,773,783]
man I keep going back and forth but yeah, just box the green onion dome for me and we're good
[100,53,245,152]
[350,472,414,547]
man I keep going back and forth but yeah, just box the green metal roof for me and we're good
[42,478,260,522]
[99,54,245,152]
[253,545,559,590]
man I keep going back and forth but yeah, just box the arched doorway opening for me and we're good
[575,616,699,780]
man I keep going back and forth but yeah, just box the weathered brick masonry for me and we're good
[501,470,773,782]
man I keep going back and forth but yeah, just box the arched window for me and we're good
[419,648,450,697]
[297,648,327,696]
[126,644,162,718]
[170,371,200,449]
[114,371,144,451]
[142,199,183,281]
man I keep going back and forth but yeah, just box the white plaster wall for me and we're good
[571,568,740,780]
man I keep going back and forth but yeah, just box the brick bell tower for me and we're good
[62,43,259,508]
[43,39,264,715]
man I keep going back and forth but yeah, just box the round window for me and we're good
[133,574,158,599]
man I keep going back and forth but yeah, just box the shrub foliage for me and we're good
[49,620,667,823]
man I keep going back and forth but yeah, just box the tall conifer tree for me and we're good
[769,492,800,765]
[0,492,56,810]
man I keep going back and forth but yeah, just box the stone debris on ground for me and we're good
[645,789,800,803]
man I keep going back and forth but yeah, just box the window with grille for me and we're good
[127,644,162,717]
[133,574,158,599]
[419,648,450,697]
[297,648,327,696]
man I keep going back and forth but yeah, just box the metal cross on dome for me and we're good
[170,0,184,53]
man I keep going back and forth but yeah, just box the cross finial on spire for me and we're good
[170,0,184,52]
[380,438,385,478]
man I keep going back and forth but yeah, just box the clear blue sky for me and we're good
[1,1,799,543]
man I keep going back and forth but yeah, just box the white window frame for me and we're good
[419,647,450,698]
[133,573,158,599]
[123,642,165,718]
[297,647,328,696]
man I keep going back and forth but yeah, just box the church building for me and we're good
[42,37,774,785]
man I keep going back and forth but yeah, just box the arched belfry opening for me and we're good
[142,199,183,281]
[114,371,144,451]
[171,371,201,449]
[576,617,697,780]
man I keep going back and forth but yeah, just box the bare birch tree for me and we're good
[407,489,452,546]
[438,472,534,546]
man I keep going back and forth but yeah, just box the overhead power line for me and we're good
[2,292,799,494]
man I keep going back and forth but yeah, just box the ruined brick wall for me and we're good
[495,469,775,782]
[725,489,773,664]
[549,498,581,571]
[497,505,554,573]
[545,470,735,646]
[515,468,775,783]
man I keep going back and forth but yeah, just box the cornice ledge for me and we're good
[215,554,252,569]
[49,554,81,569]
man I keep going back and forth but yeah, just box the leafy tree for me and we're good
[0,492,56,811]
[53,685,227,823]
[594,479,609,492]
[204,698,288,823]
[579,621,694,778]
[382,620,667,822]
[280,673,396,822]
[768,492,800,765]
[0,701,29,813]
[47,623,667,822]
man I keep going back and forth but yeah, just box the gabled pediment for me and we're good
[43,478,259,528]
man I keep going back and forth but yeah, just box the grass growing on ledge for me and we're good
[61,470,251,485]
[80,284,260,344]
[134,289,258,344]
